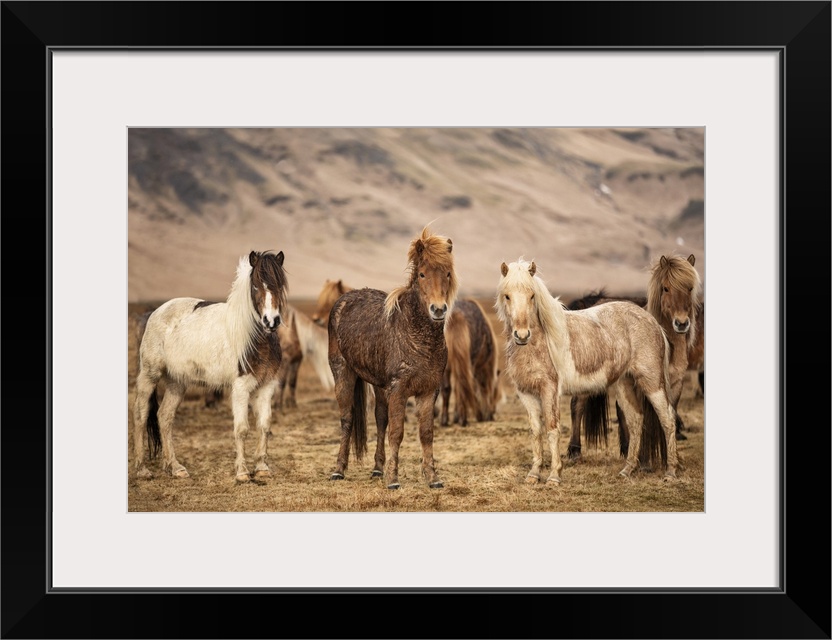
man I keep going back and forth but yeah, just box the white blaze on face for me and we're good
[262,285,281,329]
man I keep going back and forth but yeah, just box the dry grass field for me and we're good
[127,299,704,513]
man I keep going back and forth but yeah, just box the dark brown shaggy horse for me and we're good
[439,298,500,427]
[328,226,459,489]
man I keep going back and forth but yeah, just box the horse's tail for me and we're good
[447,316,478,425]
[293,308,335,390]
[616,401,629,457]
[583,393,610,449]
[351,378,368,462]
[639,396,667,469]
[146,389,162,460]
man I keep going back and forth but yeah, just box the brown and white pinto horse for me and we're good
[328,226,458,489]
[132,250,288,483]
[439,298,500,427]
[496,259,679,483]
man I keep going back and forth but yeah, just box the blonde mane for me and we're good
[647,254,702,348]
[496,259,567,372]
[384,225,459,319]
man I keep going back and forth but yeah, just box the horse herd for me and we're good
[131,225,703,489]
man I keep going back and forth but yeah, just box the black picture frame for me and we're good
[3,2,829,638]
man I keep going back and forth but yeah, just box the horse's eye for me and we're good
[419,272,425,278]
[663,287,669,292]
[447,272,451,279]
[689,287,693,292]
[530,294,534,300]
[505,295,510,301]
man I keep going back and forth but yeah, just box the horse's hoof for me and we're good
[254,469,272,480]
[387,483,401,490]
[136,468,153,479]
[235,473,251,483]
[370,470,383,478]
[663,472,677,482]
[330,472,345,481]
[173,469,190,479]
[618,469,632,479]
[525,475,539,485]
[546,477,561,486]
[429,481,444,489]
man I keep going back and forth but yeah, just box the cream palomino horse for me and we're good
[495,258,680,484]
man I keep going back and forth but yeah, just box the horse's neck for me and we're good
[225,278,259,363]
[398,288,445,342]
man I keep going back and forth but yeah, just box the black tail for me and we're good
[616,402,628,458]
[639,396,668,469]
[583,394,609,449]
[351,379,368,462]
[698,370,704,396]
[146,389,162,460]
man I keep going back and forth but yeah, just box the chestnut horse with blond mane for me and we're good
[496,258,680,483]
[328,226,458,489]
[440,298,500,427]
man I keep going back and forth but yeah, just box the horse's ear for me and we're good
[660,255,669,268]
[276,251,285,266]
[249,251,259,267]
[447,238,453,253]
[414,239,425,255]
[337,279,344,293]
[687,254,696,266]
[500,262,508,277]
[529,262,536,277]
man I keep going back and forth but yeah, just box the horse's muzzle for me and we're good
[513,329,531,345]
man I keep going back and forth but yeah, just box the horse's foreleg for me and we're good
[156,381,188,478]
[371,386,389,479]
[542,390,563,485]
[132,371,157,478]
[384,393,408,489]
[646,391,679,479]
[517,391,544,484]
[231,376,258,482]
[415,393,443,488]
[251,381,277,479]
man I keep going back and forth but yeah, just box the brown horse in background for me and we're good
[569,255,702,467]
[328,226,459,489]
[274,304,334,409]
[311,279,354,327]
[440,298,500,427]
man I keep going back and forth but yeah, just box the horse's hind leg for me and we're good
[439,368,451,427]
[156,380,189,478]
[132,370,157,478]
[251,381,278,480]
[645,390,679,479]
[371,386,388,479]
[330,366,359,480]
[231,375,258,482]
[567,395,585,462]
[615,382,643,479]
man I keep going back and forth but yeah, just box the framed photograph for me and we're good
[4,2,829,638]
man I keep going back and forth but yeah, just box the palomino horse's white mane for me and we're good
[496,258,568,373]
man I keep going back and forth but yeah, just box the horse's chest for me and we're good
[506,346,557,394]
